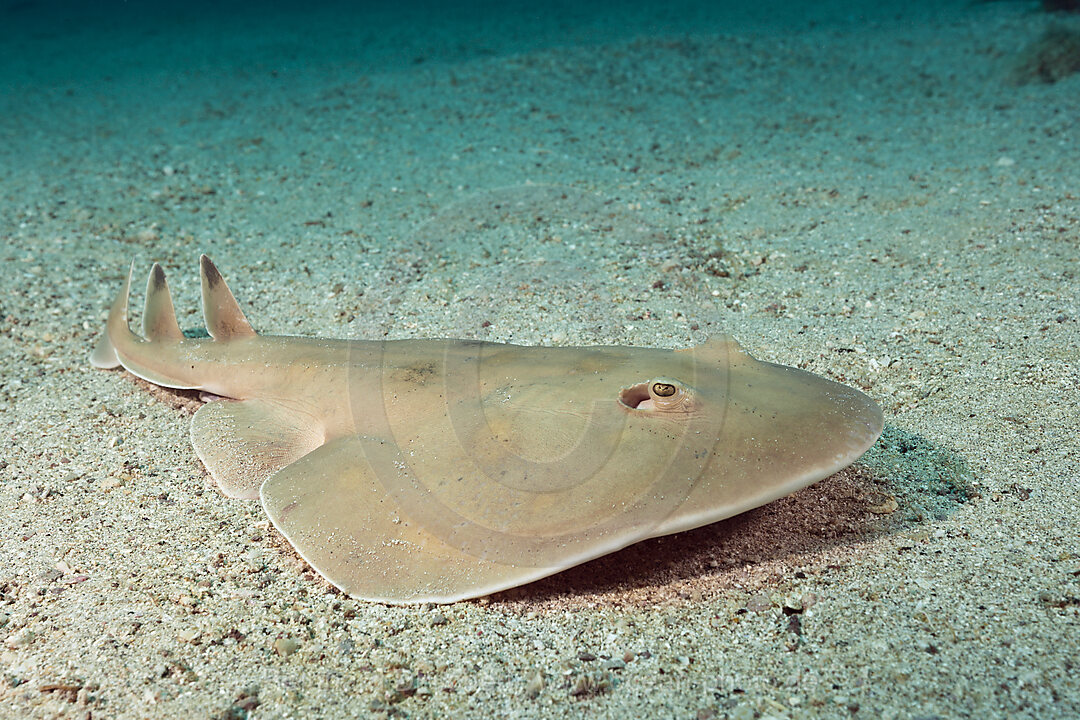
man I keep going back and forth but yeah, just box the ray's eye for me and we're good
[619,377,698,413]
[652,382,676,397]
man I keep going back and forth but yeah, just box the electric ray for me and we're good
[91,256,884,604]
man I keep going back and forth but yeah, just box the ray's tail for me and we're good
[89,255,255,381]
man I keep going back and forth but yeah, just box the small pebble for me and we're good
[273,638,300,657]
[38,569,62,583]
[176,628,201,643]
[5,629,34,648]
[730,703,755,720]
[745,593,772,612]
[524,670,544,699]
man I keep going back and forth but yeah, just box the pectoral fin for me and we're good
[260,436,562,604]
[191,398,325,499]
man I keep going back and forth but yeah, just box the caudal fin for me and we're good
[89,261,135,368]
[89,331,121,368]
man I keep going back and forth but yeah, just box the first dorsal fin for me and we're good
[199,255,256,340]
[143,263,184,341]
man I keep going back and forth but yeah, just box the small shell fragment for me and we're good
[868,496,899,514]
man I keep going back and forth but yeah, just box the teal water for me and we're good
[2,0,1012,261]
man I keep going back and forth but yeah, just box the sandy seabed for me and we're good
[0,1,1077,718]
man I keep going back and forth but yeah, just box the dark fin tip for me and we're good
[201,255,222,289]
[150,263,167,291]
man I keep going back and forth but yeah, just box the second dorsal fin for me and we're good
[200,255,256,340]
[143,263,184,341]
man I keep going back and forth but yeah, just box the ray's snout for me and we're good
[729,356,884,480]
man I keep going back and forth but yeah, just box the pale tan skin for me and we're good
[91,256,884,604]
